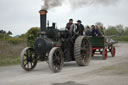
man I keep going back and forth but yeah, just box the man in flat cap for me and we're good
[75,20,84,35]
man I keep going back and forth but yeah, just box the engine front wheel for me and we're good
[48,47,64,73]
[20,47,37,71]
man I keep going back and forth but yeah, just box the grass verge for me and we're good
[0,41,26,66]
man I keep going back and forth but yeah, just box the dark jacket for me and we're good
[92,29,100,37]
[85,29,92,36]
[75,24,84,35]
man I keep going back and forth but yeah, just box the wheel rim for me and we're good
[80,39,90,62]
[52,50,62,71]
[49,47,64,73]
[21,48,37,71]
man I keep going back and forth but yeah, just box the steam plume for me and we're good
[42,0,64,10]
[42,0,119,10]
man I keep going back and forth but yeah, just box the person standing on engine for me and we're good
[75,20,84,35]
[66,19,77,36]
[65,19,73,30]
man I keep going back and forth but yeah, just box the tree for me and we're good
[95,22,103,26]
[0,30,6,34]
[124,26,128,36]
[116,25,124,36]
[27,27,40,47]
[105,26,118,36]
[7,31,12,35]
[0,30,9,40]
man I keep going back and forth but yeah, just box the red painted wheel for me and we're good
[104,49,108,59]
[111,46,116,57]
[102,48,107,60]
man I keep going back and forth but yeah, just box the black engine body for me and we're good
[34,24,75,61]
[34,10,76,61]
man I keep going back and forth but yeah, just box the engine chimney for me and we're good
[39,10,47,34]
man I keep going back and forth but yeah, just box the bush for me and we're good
[26,27,40,48]
[0,34,10,40]
[8,37,24,45]
[113,36,128,41]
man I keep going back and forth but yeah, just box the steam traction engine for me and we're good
[20,10,92,73]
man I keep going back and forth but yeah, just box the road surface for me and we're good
[0,43,128,85]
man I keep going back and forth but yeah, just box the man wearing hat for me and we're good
[66,19,74,30]
[75,20,84,35]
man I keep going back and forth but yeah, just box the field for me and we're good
[0,41,26,66]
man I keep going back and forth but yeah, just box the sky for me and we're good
[0,0,128,36]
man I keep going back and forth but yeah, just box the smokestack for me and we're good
[39,10,47,33]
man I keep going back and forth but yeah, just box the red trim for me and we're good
[92,47,104,50]
[113,47,116,57]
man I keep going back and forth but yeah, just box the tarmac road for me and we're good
[0,43,128,85]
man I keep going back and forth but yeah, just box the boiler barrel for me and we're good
[34,37,55,55]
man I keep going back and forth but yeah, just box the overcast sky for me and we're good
[0,0,128,36]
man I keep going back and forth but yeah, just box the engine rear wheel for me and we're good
[20,47,37,71]
[74,36,92,66]
[48,47,64,73]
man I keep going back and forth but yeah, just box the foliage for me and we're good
[113,36,128,41]
[115,25,124,36]
[7,31,12,35]
[104,24,128,42]
[124,26,128,36]
[26,27,40,48]
[95,22,103,26]
[8,37,24,45]
[0,29,12,40]
[0,30,6,34]
[0,33,11,40]
[105,26,118,35]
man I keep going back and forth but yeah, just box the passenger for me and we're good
[99,25,105,37]
[95,25,102,36]
[85,25,92,36]
[75,20,84,35]
[91,25,100,37]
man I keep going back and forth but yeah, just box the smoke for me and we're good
[42,0,119,10]
[42,0,64,10]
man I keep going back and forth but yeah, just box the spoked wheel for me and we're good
[111,46,116,57]
[102,48,108,60]
[20,47,37,71]
[48,47,64,73]
[74,36,92,66]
